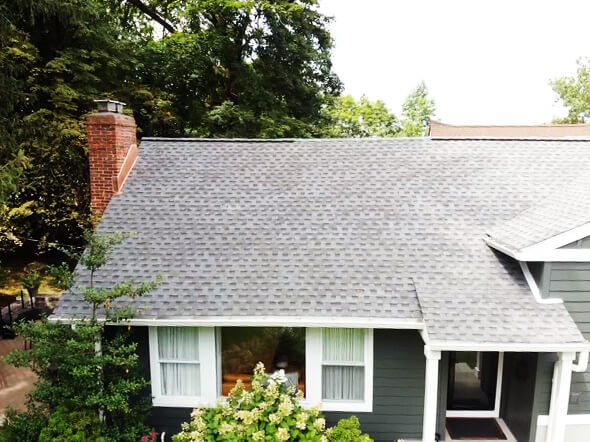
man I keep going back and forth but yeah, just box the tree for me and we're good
[319,83,435,138]
[0,0,342,256]
[319,95,400,138]
[398,82,435,137]
[2,231,161,441]
[551,59,590,123]
[0,0,139,255]
[132,0,342,138]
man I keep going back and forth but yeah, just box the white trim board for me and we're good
[484,221,590,262]
[52,315,424,330]
[428,341,590,353]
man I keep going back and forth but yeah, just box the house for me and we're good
[54,103,590,442]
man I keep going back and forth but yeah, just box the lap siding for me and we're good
[546,262,590,414]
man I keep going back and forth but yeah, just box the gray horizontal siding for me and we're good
[325,329,425,441]
[545,262,590,414]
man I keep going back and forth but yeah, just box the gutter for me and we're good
[49,315,425,330]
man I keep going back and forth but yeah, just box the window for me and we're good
[306,328,373,412]
[322,329,365,401]
[149,327,216,407]
[148,326,373,411]
[158,327,200,396]
[220,327,305,395]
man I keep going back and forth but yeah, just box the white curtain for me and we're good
[158,327,200,396]
[322,329,365,401]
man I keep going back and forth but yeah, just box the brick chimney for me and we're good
[88,100,138,216]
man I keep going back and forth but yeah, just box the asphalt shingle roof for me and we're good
[486,172,590,253]
[55,137,590,345]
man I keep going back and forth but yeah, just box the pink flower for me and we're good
[141,437,148,442]
[151,433,156,439]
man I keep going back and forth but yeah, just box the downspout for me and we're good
[519,262,563,304]
[572,351,589,372]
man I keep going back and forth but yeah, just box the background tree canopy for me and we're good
[552,59,590,123]
[0,0,435,259]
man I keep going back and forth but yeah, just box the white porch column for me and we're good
[546,352,575,442]
[422,346,441,442]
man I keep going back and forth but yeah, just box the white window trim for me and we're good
[148,326,217,408]
[305,328,373,413]
[446,352,504,418]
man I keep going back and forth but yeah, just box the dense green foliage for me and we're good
[0,407,48,442]
[0,0,342,256]
[1,232,160,442]
[38,407,107,442]
[326,417,372,442]
[398,82,436,137]
[552,59,590,123]
[319,83,435,138]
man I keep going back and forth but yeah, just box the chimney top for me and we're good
[94,99,126,113]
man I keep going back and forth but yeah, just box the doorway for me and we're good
[446,351,503,418]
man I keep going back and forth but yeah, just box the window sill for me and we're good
[152,396,214,408]
[301,399,373,413]
[152,396,372,413]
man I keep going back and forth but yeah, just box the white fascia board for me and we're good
[483,236,518,259]
[428,340,590,353]
[50,315,424,330]
[485,222,590,262]
[517,249,590,262]
[520,222,590,256]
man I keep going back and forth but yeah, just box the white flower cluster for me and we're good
[172,363,329,442]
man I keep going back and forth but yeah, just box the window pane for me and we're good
[322,366,364,400]
[158,327,199,361]
[161,363,200,396]
[322,329,364,363]
[221,327,305,395]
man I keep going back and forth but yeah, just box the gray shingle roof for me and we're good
[55,138,590,345]
[486,173,590,253]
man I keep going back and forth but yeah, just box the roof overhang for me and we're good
[49,315,425,330]
[484,221,590,262]
[427,340,590,353]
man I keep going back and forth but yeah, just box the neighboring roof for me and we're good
[429,120,590,139]
[55,137,590,346]
[486,173,590,254]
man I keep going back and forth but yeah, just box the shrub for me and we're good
[38,406,107,442]
[327,416,372,442]
[0,406,48,442]
[20,270,42,296]
[173,363,374,442]
[173,363,328,441]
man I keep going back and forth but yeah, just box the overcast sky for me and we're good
[320,0,590,125]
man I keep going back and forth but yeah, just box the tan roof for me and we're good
[429,120,590,139]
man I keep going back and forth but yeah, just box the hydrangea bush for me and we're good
[173,363,371,442]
